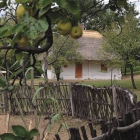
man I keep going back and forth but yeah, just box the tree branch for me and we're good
[14,16,53,54]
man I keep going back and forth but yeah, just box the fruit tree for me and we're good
[0,0,130,85]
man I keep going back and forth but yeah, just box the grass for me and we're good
[80,78,140,101]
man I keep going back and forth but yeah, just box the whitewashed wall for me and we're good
[47,61,122,80]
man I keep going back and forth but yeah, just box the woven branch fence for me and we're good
[55,112,140,140]
[0,82,137,123]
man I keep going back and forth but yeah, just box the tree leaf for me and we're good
[0,28,8,37]
[48,12,64,23]
[25,67,32,78]
[117,0,129,10]
[15,136,25,140]
[55,0,66,7]
[15,52,25,62]
[9,69,22,80]
[26,25,37,39]
[35,66,44,74]
[7,86,14,91]
[57,122,68,133]
[71,12,80,26]
[0,0,7,8]
[66,1,79,14]
[32,87,44,102]
[51,113,61,124]
[110,5,116,11]
[38,5,51,18]
[35,17,49,32]
[15,0,31,3]
[12,24,23,34]
[0,77,7,88]
[12,125,28,137]
[28,129,39,138]
[118,16,125,24]
[39,0,52,9]
[0,133,16,140]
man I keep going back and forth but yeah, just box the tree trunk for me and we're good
[124,66,127,76]
[129,64,137,89]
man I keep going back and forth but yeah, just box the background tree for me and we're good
[79,0,135,31]
[99,5,140,89]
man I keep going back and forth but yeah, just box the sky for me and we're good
[129,0,140,13]
[104,0,140,14]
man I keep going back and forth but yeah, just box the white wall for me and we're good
[60,65,75,79]
[46,61,122,80]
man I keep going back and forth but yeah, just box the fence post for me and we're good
[118,117,126,140]
[81,126,88,140]
[69,128,82,140]
[69,83,75,118]
[55,134,61,140]
[88,121,96,138]
[112,85,118,119]
[124,113,135,140]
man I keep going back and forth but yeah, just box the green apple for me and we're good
[56,20,72,35]
[16,5,27,20]
[69,26,83,39]
[16,36,29,46]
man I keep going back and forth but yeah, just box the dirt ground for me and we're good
[121,74,140,79]
[0,114,101,140]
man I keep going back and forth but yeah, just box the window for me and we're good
[101,63,107,72]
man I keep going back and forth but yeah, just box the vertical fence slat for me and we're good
[81,126,88,140]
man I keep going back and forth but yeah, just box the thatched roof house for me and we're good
[40,29,122,80]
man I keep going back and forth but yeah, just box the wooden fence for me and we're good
[55,112,140,140]
[0,82,137,123]
[70,83,136,122]
[8,82,71,116]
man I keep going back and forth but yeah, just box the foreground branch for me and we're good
[14,16,53,54]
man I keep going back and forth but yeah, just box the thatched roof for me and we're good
[77,30,103,60]
[38,30,103,61]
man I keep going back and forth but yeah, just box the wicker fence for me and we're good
[70,83,136,122]
[55,112,140,140]
[0,82,136,123]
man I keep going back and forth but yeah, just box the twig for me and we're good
[5,111,10,133]
[28,117,34,131]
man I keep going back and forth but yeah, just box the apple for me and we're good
[16,5,27,20]
[16,36,29,46]
[69,26,83,39]
[56,20,72,35]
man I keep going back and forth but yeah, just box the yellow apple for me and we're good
[16,36,29,46]
[69,26,83,39]
[16,5,27,20]
[56,20,72,35]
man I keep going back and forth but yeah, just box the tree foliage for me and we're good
[79,0,137,30]
[99,5,140,89]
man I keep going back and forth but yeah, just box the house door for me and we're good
[75,63,82,78]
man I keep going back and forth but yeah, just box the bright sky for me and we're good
[129,0,140,13]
